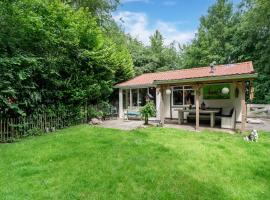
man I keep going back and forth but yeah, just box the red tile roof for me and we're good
[116,61,255,87]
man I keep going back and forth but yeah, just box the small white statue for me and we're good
[244,129,259,142]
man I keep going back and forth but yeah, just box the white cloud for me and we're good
[113,11,151,44]
[113,11,195,46]
[155,21,195,45]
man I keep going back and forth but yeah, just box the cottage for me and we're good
[115,61,257,131]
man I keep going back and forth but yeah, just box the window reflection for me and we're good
[173,89,183,105]
[172,86,194,106]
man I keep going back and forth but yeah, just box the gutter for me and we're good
[114,84,155,89]
[153,73,258,85]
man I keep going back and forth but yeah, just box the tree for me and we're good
[140,101,156,125]
[182,0,238,68]
[0,0,133,117]
[150,30,164,54]
[181,0,270,103]
[233,0,270,103]
[126,31,182,75]
[62,0,120,23]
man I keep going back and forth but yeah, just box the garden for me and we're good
[1,125,269,199]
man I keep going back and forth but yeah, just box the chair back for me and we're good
[127,106,140,112]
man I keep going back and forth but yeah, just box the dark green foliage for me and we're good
[234,0,270,103]
[0,0,133,117]
[1,104,118,142]
[63,0,120,22]
[181,0,237,67]
[181,0,270,103]
[127,31,182,75]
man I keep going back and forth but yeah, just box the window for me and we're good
[132,89,138,106]
[173,87,183,105]
[172,86,195,106]
[139,88,147,106]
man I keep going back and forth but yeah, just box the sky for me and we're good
[113,0,241,46]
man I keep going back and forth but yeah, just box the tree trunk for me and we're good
[145,116,148,125]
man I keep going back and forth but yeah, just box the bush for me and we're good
[140,101,156,125]
[87,107,103,119]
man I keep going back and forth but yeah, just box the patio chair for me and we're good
[221,108,235,129]
[124,106,141,120]
[103,105,118,120]
[109,106,118,119]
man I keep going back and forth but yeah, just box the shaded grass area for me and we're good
[0,125,270,200]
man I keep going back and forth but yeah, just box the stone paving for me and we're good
[100,118,270,133]
[243,118,270,131]
[100,119,144,130]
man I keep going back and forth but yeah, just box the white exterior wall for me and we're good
[164,91,171,118]
[163,83,243,122]
[119,89,124,118]
[200,83,242,122]
[156,87,161,120]
[165,98,190,119]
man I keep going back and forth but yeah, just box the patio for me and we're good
[100,118,270,132]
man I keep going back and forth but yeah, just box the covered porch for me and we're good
[116,62,257,132]
[156,80,254,132]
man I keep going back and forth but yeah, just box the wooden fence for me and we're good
[247,104,270,119]
[0,104,118,143]
[0,111,87,143]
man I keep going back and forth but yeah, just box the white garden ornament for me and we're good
[166,89,171,95]
[222,87,230,95]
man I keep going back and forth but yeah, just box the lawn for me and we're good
[0,125,270,200]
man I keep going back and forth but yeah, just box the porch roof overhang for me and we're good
[114,84,155,89]
[154,73,258,86]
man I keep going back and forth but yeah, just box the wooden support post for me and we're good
[195,86,200,130]
[119,88,123,118]
[125,89,128,109]
[160,86,165,125]
[130,89,133,109]
[249,81,254,101]
[137,88,140,106]
[156,87,161,120]
[241,81,246,132]
[210,113,215,128]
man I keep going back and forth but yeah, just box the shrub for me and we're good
[87,107,103,119]
[140,101,156,125]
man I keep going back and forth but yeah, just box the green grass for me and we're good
[0,125,270,200]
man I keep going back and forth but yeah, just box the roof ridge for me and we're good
[115,61,254,87]
[138,61,252,75]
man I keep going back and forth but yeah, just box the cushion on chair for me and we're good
[126,111,140,116]
[222,108,234,117]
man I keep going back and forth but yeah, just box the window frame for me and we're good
[171,85,194,106]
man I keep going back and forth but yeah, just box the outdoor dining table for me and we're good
[175,108,220,128]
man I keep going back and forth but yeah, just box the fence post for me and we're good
[0,119,2,143]
[3,119,6,142]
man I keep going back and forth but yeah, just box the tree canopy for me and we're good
[0,0,133,116]
[0,0,269,118]
[181,0,270,103]
[127,30,182,75]
[181,0,237,67]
